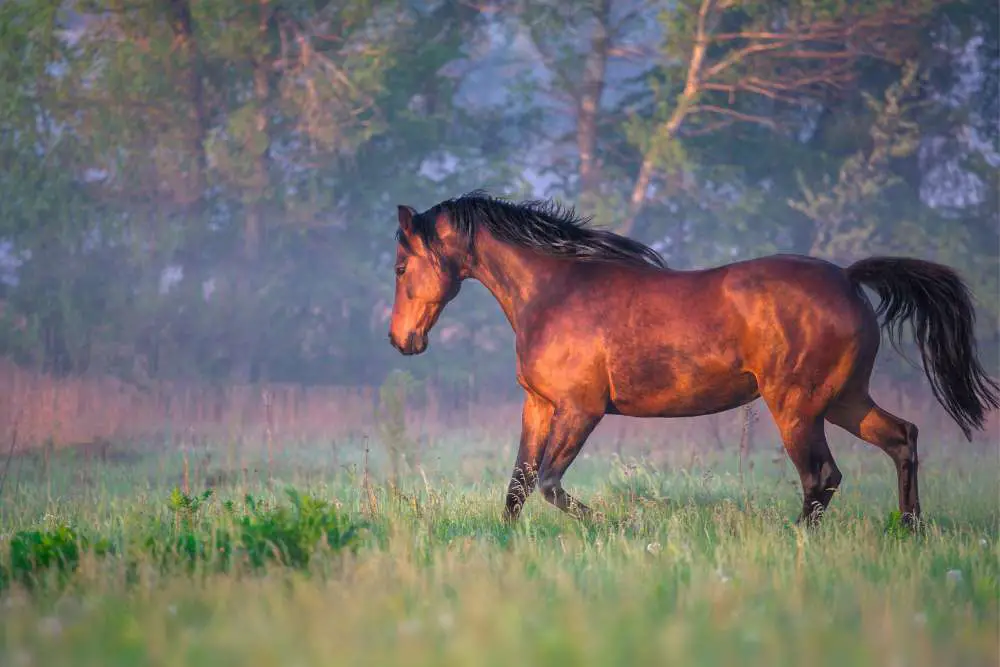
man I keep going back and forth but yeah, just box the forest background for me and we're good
[0,0,996,447]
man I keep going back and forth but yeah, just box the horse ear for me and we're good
[397,205,417,235]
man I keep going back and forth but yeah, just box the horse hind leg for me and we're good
[770,412,843,525]
[826,393,920,524]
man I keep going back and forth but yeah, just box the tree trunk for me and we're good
[232,2,272,383]
[246,58,270,263]
[577,0,611,201]
[165,0,208,207]
[616,34,706,236]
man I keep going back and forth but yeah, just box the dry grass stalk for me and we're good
[0,410,21,501]
[0,359,994,456]
[738,401,759,485]
[361,439,379,518]
[263,388,275,483]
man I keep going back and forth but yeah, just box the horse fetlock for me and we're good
[798,500,827,526]
[820,460,842,491]
[505,487,527,506]
[901,510,924,532]
[537,476,561,498]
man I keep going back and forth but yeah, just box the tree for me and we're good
[489,0,657,224]
[618,0,933,235]
[0,0,994,394]
[789,62,924,262]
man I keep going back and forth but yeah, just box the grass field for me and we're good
[0,430,997,667]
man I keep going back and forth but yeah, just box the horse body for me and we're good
[513,257,757,419]
[388,192,999,526]
[507,252,876,421]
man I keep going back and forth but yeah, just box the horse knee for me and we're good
[887,423,919,469]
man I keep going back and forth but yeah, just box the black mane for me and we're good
[400,191,667,269]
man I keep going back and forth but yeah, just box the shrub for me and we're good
[229,489,366,570]
[1,488,368,590]
[1,524,111,590]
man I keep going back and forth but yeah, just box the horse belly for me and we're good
[606,357,759,418]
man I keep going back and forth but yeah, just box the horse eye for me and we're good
[395,265,406,276]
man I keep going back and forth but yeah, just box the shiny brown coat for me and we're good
[388,194,999,526]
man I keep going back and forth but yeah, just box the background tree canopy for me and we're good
[0,0,996,396]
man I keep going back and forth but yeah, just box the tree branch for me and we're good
[700,81,802,104]
[578,0,611,198]
[679,117,735,137]
[701,40,793,80]
[614,1,927,237]
[688,104,779,128]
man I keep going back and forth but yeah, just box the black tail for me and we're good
[847,256,1000,440]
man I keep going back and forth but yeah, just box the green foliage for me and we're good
[229,489,366,570]
[7,526,82,587]
[1,524,111,590]
[1,487,367,589]
[883,510,921,540]
[149,487,367,574]
[0,440,997,665]
[788,62,926,261]
[169,488,215,522]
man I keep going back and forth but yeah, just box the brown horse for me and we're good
[387,192,999,526]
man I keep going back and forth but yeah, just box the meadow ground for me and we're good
[0,429,997,667]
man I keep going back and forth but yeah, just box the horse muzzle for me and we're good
[389,331,428,356]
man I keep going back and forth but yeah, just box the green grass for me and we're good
[0,434,997,667]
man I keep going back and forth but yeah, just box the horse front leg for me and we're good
[536,405,603,521]
[502,391,553,523]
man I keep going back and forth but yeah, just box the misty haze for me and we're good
[0,1,997,666]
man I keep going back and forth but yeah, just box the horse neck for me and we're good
[463,231,561,331]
